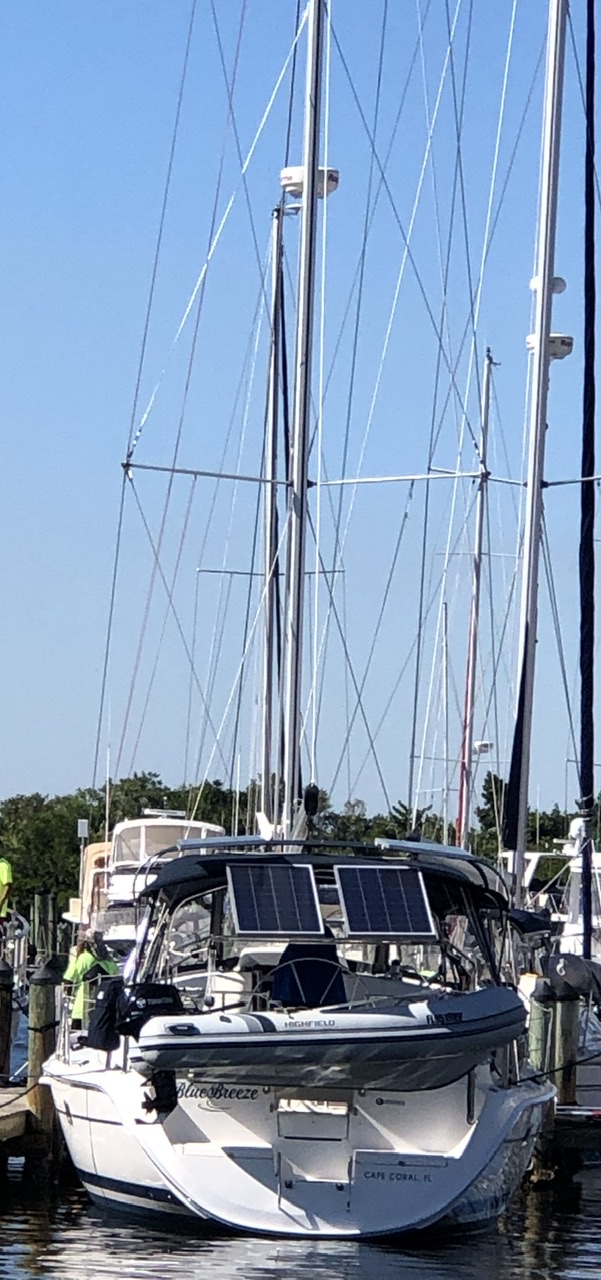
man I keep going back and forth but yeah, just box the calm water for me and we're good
[1,1170,600,1280]
[5,1018,601,1280]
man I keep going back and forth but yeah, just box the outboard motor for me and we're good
[116,981,185,1040]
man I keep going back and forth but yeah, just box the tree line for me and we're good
[0,769,587,914]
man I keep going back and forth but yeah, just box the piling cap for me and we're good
[30,958,65,987]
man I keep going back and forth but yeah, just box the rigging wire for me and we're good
[125,476,228,772]
[188,517,290,823]
[426,21,544,505]
[409,0,470,813]
[409,1,533,817]
[348,477,490,800]
[119,0,305,798]
[424,0,518,705]
[92,2,198,790]
[328,481,415,799]
[126,476,199,775]
[312,0,457,798]
[430,11,544,474]
[305,0,431,487]
[268,5,301,810]
[211,0,305,808]
[104,0,250,793]
[310,0,389,795]
[567,12,601,211]
[445,0,485,433]
[126,14,308,463]
[92,475,128,792]
[184,254,274,779]
[474,505,522,853]
[540,519,579,784]
[306,509,391,809]
[211,1,283,323]
[180,0,250,785]
[184,566,202,784]
[190,239,272,791]
[307,6,543,816]
[125,0,198,461]
[330,21,480,452]
[96,4,560,829]
[483,465,506,803]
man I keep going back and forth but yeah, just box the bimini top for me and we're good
[136,836,509,912]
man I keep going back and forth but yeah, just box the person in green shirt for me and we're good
[63,932,119,1029]
[0,853,13,937]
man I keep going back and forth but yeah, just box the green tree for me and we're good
[474,771,506,854]
[107,772,170,825]
[526,803,566,851]
[0,788,104,910]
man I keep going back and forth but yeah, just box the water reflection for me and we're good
[2,1171,601,1280]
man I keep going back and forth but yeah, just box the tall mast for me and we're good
[282,0,325,832]
[457,349,494,851]
[442,602,449,845]
[579,0,596,959]
[504,0,570,900]
[261,207,284,824]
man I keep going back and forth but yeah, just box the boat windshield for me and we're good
[141,871,508,1008]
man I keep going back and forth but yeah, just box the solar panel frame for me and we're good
[226,863,325,936]
[334,865,437,940]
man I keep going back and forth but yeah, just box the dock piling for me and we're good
[26,961,63,1176]
[553,994,580,1107]
[0,958,14,1086]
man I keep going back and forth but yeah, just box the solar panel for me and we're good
[334,865,436,939]
[226,863,324,936]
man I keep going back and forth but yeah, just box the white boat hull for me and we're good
[44,1051,552,1236]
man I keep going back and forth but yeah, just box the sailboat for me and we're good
[43,0,555,1237]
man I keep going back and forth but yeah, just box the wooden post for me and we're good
[553,995,580,1106]
[31,893,39,960]
[27,962,61,1141]
[31,890,56,966]
[48,893,57,955]
[0,959,14,1086]
[529,992,553,1075]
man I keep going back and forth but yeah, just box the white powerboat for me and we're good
[43,835,553,1237]
[63,813,225,962]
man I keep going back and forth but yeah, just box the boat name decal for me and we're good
[282,1019,337,1030]
[177,1082,259,1102]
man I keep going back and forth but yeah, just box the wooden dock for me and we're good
[0,1087,30,1142]
[0,957,66,1181]
[0,1085,53,1172]
[554,1104,601,1150]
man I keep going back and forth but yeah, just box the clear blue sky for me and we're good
[0,2,593,824]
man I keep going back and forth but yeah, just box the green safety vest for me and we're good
[64,950,119,1023]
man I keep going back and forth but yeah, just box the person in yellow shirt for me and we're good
[0,852,13,938]
[63,932,119,1029]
